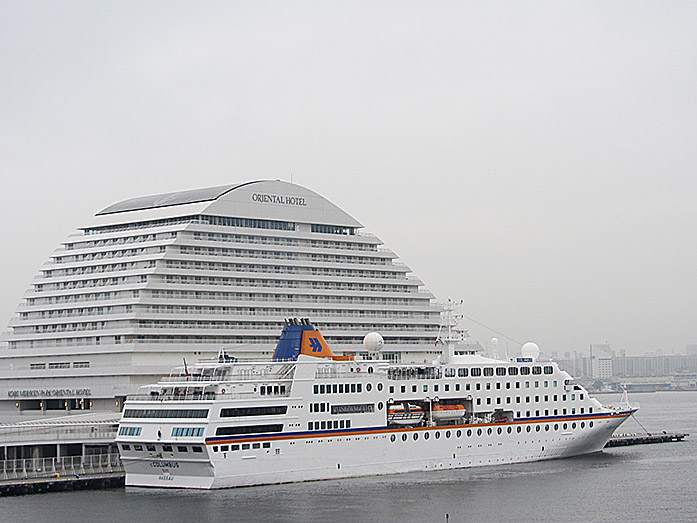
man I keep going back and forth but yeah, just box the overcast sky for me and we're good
[1,1,695,356]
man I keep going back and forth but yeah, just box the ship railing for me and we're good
[126,391,292,402]
[0,424,117,441]
[604,402,640,411]
[0,452,123,482]
[161,372,295,383]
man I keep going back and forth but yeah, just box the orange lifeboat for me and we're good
[388,404,425,426]
[432,404,466,421]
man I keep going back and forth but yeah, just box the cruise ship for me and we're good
[116,318,635,489]
[0,181,442,421]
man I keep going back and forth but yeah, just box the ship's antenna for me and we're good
[438,298,465,363]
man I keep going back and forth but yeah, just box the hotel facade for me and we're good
[0,181,442,420]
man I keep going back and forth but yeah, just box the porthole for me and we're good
[589,421,594,428]
[424,432,430,440]
[545,425,550,432]
[535,425,541,432]
[366,383,372,392]
[378,402,384,411]
[413,433,419,441]
[581,422,585,429]
[562,423,567,430]
[456,430,462,438]
[435,432,441,439]
[390,434,396,442]
[554,424,558,431]
[507,427,512,434]
[467,429,472,437]
[497,427,502,435]
[526,426,531,433]
[377,383,383,391]
[402,433,408,441]
[445,430,451,438]
[571,422,576,429]
[517,426,522,433]
[487,428,492,435]
[477,428,482,436]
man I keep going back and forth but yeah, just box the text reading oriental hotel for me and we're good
[0,181,443,419]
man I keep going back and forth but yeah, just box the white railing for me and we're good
[0,425,116,443]
[127,391,291,402]
[0,452,123,481]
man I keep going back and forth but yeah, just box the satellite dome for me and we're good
[363,332,384,352]
[521,342,540,361]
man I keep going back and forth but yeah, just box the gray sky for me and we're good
[1,1,695,356]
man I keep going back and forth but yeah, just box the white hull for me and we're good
[123,413,630,489]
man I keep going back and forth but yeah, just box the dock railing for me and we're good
[0,452,123,482]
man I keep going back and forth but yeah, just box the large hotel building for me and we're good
[0,180,443,420]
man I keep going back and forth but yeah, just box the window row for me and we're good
[220,406,287,417]
[190,230,377,253]
[118,426,142,436]
[123,409,209,419]
[121,443,203,453]
[149,289,416,306]
[314,383,363,395]
[215,424,284,436]
[388,421,596,442]
[163,274,409,292]
[171,427,205,437]
[307,419,352,431]
[213,442,271,452]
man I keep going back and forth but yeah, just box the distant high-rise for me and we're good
[590,344,613,379]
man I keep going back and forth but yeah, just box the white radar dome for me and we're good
[521,342,540,361]
[363,332,384,352]
[491,337,498,346]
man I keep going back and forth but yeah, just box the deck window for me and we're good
[171,427,204,437]
[123,409,208,419]
[215,424,284,436]
[220,406,287,417]
[118,426,142,436]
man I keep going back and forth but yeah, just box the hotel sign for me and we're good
[8,388,92,397]
[251,193,307,206]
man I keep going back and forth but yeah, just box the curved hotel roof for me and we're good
[0,180,441,419]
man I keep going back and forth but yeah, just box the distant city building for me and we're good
[590,344,613,379]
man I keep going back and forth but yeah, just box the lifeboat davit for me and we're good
[388,404,425,426]
[432,404,466,421]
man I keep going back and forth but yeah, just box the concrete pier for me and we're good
[606,432,689,447]
[1,471,124,496]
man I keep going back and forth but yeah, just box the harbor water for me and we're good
[4,391,696,523]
